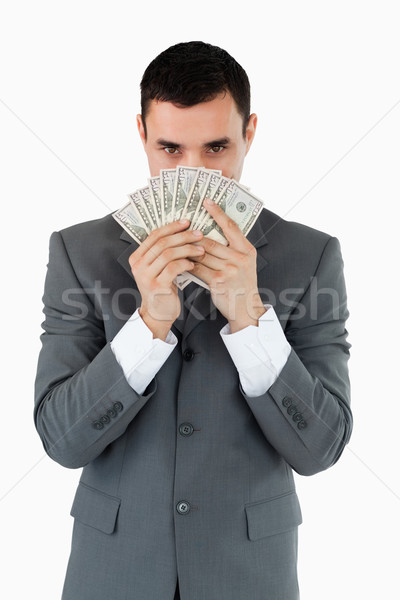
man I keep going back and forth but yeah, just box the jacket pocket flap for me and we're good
[245,491,302,541]
[70,482,121,534]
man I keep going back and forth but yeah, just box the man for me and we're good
[34,41,352,599]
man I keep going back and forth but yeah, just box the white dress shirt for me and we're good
[110,304,291,398]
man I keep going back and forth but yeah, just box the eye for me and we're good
[163,147,180,155]
[208,146,225,154]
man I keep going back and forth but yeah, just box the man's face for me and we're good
[137,92,257,181]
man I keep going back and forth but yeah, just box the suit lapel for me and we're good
[116,230,140,278]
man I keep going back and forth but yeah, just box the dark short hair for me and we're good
[140,41,251,138]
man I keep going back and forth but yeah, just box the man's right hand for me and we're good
[128,219,204,340]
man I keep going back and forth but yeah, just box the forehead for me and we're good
[145,93,242,141]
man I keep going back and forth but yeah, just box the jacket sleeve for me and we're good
[243,236,352,476]
[34,231,157,469]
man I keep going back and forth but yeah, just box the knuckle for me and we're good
[162,247,173,261]
[163,263,174,277]
[146,230,158,244]
[212,271,224,284]
[148,279,158,293]
[129,255,140,272]
[157,238,168,251]
[227,218,238,230]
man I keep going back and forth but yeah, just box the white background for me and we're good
[1,1,399,598]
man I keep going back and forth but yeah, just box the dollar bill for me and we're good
[184,169,212,228]
[171,166,200,222]
[160,168,176,224]
[194,176,230,231]
[128,190,154,233]
[137,186,160,229]
[199,180,263,244]
[148,176,163,225]
[112,201,149,245]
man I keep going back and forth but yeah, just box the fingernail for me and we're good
[179,218,189,224]
[205,198,214,206]
[193,230,203,236]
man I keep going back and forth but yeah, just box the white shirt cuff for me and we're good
[110,308,177,395]
[220,305,291,397]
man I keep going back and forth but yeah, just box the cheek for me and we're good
[216,151,243,179]
[146,150,168,176]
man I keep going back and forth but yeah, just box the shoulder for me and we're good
[254,207,344,282]
[52,213,125,258]
[57,213,121,245]
[257,206,340,255]
[45,214,131,282]
[258,206,333,245]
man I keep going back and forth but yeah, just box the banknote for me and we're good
[197,180,264,244]
[192,175,230,230]
[171,166,200,222]
[112,201,149,245]
[160,168,176,224]
[185,169,221,228]
[148,176,163,224]
[131,186,160,229]
[113,166,264,290]
[128,190,153,233]
[195,177,247,231]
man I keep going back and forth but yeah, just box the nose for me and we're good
[178,152,204,168]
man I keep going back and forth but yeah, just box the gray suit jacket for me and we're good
[34,206,352,600]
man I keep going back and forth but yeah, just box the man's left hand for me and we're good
[191,198,266,333]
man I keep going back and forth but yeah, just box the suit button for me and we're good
[107,408,117,418]
[179,423,194,436]
[287,405,298,416]
[113,401,123,412]
[292,412,303,423]
[176,501,191,515]
[92,420,104,430]
[100,414,110,425]
[183,349,195,361]
[282,396,292,408]
[298,420,307,430]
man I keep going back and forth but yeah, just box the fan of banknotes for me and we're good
[113,166,263,290]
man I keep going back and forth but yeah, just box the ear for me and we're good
[245,113,257,155]
[136,114,146,146]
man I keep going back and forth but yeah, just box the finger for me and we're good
[193,237,240,260]
[149,243,205,279]
[157,258,196,287]
[130,224,203,268]
[190,261,228,288]
[131,219,193,261]
[191,250,226,272]
[202,198,250,250]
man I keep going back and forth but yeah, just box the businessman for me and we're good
[34,41,352,600]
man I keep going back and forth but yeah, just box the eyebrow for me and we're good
[156,137,231,149]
